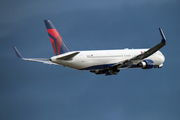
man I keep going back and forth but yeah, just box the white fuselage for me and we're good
[51,49,165,70]
[13,21,166,75]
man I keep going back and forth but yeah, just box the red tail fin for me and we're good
[44,20,71,55]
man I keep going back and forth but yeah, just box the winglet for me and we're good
[13,46,23,58]
[159,28,166,44]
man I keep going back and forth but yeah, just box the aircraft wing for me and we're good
[13,46,58,65]
[22,58,57,65]
[113,28,166,68]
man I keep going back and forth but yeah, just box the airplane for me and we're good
[13,20,166,75]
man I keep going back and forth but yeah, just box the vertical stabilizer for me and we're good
[44,20,71,55]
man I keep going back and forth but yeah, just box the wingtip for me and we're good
[159,28,166,44]
[13,46,23,58]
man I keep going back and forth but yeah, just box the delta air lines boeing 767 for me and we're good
[13,20,166,75]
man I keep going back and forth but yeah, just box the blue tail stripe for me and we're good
[60,40,72,54]
[48,33,58,54]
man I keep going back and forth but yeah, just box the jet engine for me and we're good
[137,59,154,69]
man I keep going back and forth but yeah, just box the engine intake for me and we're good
[137,59,154,69]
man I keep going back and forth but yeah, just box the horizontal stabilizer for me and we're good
[56,52,80,60]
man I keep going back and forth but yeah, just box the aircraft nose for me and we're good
[160,54,165,63]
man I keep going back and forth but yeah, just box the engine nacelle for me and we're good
[137,59,154,69]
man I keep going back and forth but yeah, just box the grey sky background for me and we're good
[1,0,180,120]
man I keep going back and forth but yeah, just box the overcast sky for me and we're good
[1,0,180,120]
